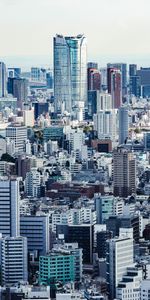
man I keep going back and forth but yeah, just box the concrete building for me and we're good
[0,62,7,98]
[0,178,20,237]
[141,280,150,300]
[0,235,28,286]
[119,106,129,145]
[6,125,27,153]
[106,236,134,299]
[94,109,118,141]
[113,147,136,197]
[20,214,50,256]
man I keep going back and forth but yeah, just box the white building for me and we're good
[94,109,118,141]
[6,125,27,153]
[97,92,112,112]
[107,236,134,299]
[116,267,142,300]
[23,108,34,127]
[140,280,150,300]
[0,235,28,286]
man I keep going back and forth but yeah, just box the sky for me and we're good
[1,0,150,69]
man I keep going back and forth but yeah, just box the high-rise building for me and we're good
[113,148,136,197]
[6,125,27,153]
[33,102,49,120]
[0,62,7,98]
[7,77,28,109]
[8,67,21,79]
[106,236,134,299]
[118,106,129,145]
[54,34,87,119]
[107,63,127,97]
[107,67,122,108]
[0,235,28,286]
[129,75,141,97]
[87,67,101,91]
[96,230,113,258]
[129,64,137,77]
[93,109,118,141]
[95,195,114,224]
[0,178,20,237]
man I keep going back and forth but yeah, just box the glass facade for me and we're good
[54,34,87,117]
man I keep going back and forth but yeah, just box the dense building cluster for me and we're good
[0,35,150,299]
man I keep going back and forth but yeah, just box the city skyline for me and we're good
[1,0,150,69]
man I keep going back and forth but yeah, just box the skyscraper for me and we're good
[54,34,87,120]
[118,106,129,145]
[107,67,122,108]
[7,77,28,109]
[0,62,7,98]
[0,178,20,237]
[87,67,101,91]
[113,147,136,197]
[107,63,127,97]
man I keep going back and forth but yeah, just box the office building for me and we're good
[141,280,150,300]
[43,126,64,144]
[33,102,49,119]
[6,125,27,153]
[144,132,150,150]
[7,78,28,109]
[0,235,28,286]
[25,168,41,197]
[107,67,122,108]
[116,267,142,300]
[23,107,34,127]
[113,147,136,197]
[95,195,114,224]
[87,67,101,91]
[31,67,46,83]
[39,251,75,285]
[129,64,137,77]
[106,215,140,242]
[93,109,118,141]
[129,75,141,97]
[20,214,50,256]
[0,62,7,98]
[119,106,129,145]
[0,178,20,237]
[8,67,21,78]
[107,63,127,97]
[54,34,87,119]
[107,236,134,299]
[137,67,150,97]
[67,224,94,264]
[96,230,113,258]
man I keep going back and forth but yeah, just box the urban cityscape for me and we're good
[0,1,150,300]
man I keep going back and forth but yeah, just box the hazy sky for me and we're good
[1,0,150,68]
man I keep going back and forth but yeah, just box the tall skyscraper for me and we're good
[93,109,118,141]
[0,178,20,237]
[107,63,127,97]
[6,125,27,153]
[107,67,122,108]
[113,148,136,197]
[129,64,137,77]
[107,236,134,299]
[118,106,129,145]
[7,77,28,109]
[0,62,7,98]
[87,67,101,91]
[54,34,87,120]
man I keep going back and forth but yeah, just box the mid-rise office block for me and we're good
[0,178,20,237]
[106,236,134,299]
[6,125,27,153]
[20,214,50,256]
[0,235,28,286]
